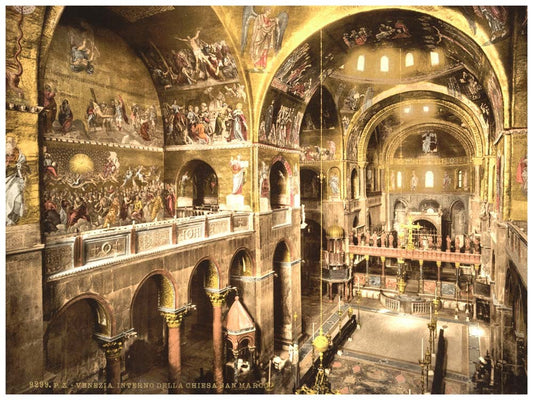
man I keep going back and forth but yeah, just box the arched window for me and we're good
[405,52,414,67]
[457,170,463,188]
[380,56,389,72]
[425,171,434,188]
[430,51,439,66]
[397,171,402,188]
[357,55,365,71]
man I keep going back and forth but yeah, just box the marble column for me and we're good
[161,311,185,393]
[380,256,386,289]
[101,339,123,394]
[436,261,442,297]
[474,164,481,198]
[419,260,424,294]
[207,291,226,394]
[358,163,367,201]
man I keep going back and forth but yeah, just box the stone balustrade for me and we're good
[44,211,253,279]
[272,206,292,228]
[506,222,527,287]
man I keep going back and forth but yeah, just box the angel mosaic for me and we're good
[241,6,289,72]
[68,21,100,74]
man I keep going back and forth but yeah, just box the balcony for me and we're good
[366,194,382,207]
[322,250,346,266]
[349,244,482,265]
[345,198,360,212]
[43,211,253,280]
[272,207,292,228]
[506,221,527,287]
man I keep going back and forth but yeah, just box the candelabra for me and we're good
[265,358,274,392]
[356,287,362,329]
[295,333,335,394]
[427,318,437,355]
[418,347,432,394]
[428,298,439,355]
[397,258,406,294]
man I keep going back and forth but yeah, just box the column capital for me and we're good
[205,286,235,306]
[159,303,196,328]
[206,291,227,306]
[94,329,135,359]
[161,312,184,328]
[101,339,124,360]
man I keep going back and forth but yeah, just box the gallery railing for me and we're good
[349,244,481,265]
[271,206,292,228]
[44,211,253,279]
[506,221,527,286]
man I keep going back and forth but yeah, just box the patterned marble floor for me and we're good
[120,283,486,395]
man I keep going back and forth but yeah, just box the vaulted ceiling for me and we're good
[53,6,521,160]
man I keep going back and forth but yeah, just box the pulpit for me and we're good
[225,296,256,382]
[322,225,353,301]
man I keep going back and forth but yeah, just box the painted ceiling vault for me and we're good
[5,5,525,231]
[47,6,513,151]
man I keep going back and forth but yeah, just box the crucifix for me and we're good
[401,216,422,250]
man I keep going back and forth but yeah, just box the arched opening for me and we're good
[177,160,218,211]
[270,161,289,209]
[424,170,434,188]
[405,52,414,67]
[393,200,407,231]
[181,260,219,386]
[413,219,438,249]
[301,168,321,201]
[397,171,402,189]
[350,168,358,199]
[450,200,466,239]
[301,86,339,130]
[229,249,254,307]
[301,219,325,295]
[419,199,440,213]
[273,241,291,350]
[188,260,218,333]
[352,213,359,230]
[127,275,168,377]
[365,167,374,196]
[45,298,108,391]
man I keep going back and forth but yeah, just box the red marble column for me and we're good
[380,256,386,289]
[101,340,123,394]
[162,312,184,393]
[208,293,226,394]
[436,261,442,296]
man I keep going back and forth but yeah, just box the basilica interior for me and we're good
[4,5,528,395]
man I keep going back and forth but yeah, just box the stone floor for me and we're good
[121,279,489,395]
